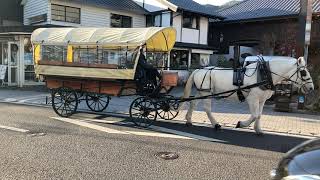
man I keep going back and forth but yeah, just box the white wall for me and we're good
[24,0,146,27]
[181,28,199,43]
[172,12,182,42]
[172,13,208,45]
[49,0,146,27]
[23,0,49,25]
[199,17,208,45]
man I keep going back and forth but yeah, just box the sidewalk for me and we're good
[0,87,319,137]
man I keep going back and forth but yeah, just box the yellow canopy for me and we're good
[31,27,176,52]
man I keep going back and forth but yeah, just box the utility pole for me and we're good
[298,0,313,63]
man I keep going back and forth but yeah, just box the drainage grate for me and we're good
[155,152,179,160]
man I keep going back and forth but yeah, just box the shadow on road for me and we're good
[150,120,309,153]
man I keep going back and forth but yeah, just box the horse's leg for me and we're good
[253,91,272,134]
[253,99,267,135]
[236,95,259,128]
[185,92,200,127]
[201,93,220,130]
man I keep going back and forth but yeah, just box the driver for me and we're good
[137,48,161,85]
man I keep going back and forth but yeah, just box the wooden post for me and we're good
[233,45,240,68]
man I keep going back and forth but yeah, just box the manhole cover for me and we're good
[155,152,179,160]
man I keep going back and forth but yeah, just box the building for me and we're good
[211,0,320,67]
[1,0,147,87]
[135,0,223,71]
[1,0,223,86]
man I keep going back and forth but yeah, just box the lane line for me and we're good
[0,125,30,133]
[83,118,227,142]
[51,117,129,135]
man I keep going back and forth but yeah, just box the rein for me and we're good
[269,64,313,92]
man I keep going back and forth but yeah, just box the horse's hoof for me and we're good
[214,124,222,131]
[235,121,241,128]
[255,132,264,136]
[186,122,193,127]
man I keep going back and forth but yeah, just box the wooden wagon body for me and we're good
[31,27,180,126]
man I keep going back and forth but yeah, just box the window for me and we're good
[42,45,67,62]
[111,14,132,28]
[146,15,154,27]
[170,50,189,70]
[24,37,37,82]
[161,12,171,27]
[154,15,161,27]
[72,47,136,69]
[190,53,200,69]
[146,52,167,68]
[183,12,199,29]
[51,4,80,24]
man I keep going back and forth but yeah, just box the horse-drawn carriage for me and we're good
[31,27,180,127]
[31,27,314,134]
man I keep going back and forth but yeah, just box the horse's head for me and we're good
[295,57,314,94]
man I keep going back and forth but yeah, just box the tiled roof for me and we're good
[218,0,320,22]
[167,0,223,18]
[84,0,148,14]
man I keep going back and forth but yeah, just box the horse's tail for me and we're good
[179,70,197,110]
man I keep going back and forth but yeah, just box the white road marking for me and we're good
[124,130,193,140]
[52,117,192,140]
[0,125,30,133]
[3,98,17,102]
[83,118,227,142]
[18,96,47,103]
[51,117,129,135]
[149,125,227,143]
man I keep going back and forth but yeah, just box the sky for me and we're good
[193,0,234,6]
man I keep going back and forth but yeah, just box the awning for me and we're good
[31,27,176,52]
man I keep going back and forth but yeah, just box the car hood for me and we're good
[275,138,320,179]
[288,149,320,175]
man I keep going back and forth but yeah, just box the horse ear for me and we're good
[297,57,306,66]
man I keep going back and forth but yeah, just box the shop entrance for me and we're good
[0,41,19,86]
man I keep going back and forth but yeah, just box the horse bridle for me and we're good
[271,63,313,92]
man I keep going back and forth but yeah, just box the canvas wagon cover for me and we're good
[31,27,176,52]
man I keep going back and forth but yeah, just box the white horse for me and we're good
[182,56,314,134]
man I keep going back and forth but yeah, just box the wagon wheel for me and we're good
[85,93,110,112]
[129,97,157,128]
[52,87,78,117]
[157,95,179,120]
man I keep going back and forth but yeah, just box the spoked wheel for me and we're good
[157,95,179,120]
[129,97,157,128]
[85,93,110,112]
[52,87,78,117]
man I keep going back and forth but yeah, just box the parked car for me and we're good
[270,138,320,180]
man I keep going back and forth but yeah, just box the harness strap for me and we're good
[174,80,269,103]
[200,70,210,90]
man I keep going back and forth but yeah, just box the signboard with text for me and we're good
[0,65,7,80]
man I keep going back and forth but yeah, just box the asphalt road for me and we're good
[0,103,310,180]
